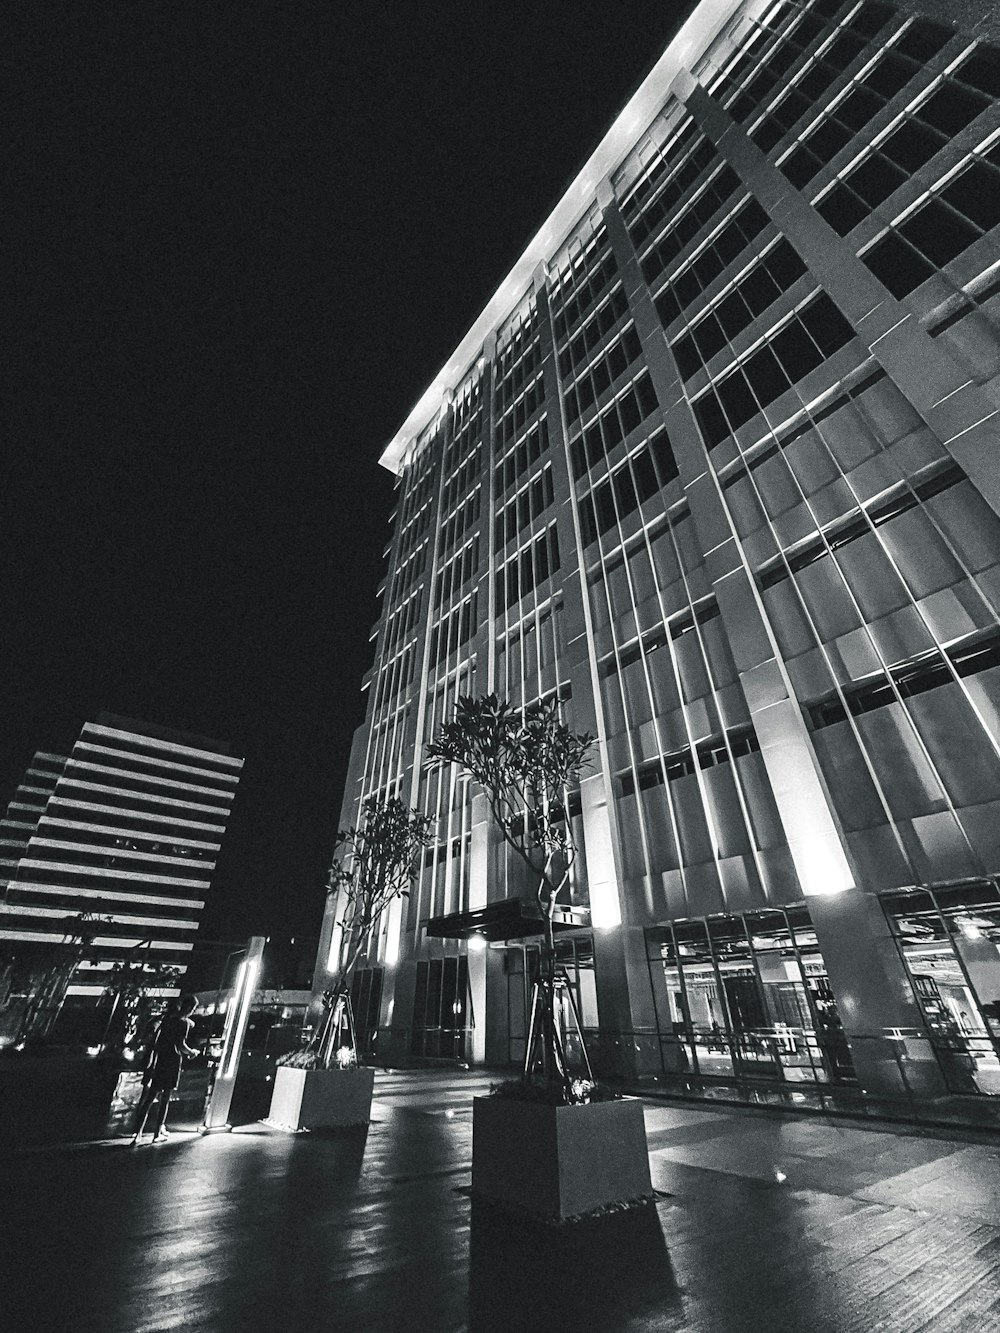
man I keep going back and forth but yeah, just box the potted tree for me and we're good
[267,796,432,1130]
[429,694,653,1221]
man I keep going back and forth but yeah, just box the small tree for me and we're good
[99,947,185,1056]
[14,911,109,1045]
[284,796,432,1070]
[428,694,596,1102]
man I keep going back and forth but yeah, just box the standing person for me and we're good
[130,994,199,1144]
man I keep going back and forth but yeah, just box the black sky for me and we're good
[2,2,696,966]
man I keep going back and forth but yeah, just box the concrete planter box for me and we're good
[267,1065,375,1130]
[472,1094,653,1221]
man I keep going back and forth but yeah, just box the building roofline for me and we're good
[378,0,742,475]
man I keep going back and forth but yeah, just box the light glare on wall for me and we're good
[590,880,622,929]
[326,923,343,973]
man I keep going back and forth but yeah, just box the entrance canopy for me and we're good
[424,898,590,943]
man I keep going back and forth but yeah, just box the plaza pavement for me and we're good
[4,1068,1000,1332]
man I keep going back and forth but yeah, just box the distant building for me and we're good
[0,714,244,1005]
[316,0,1000,1109]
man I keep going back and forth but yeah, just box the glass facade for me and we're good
[646,905,854,1088]
[316,0,1000,1113]
[883,884,1000,1096]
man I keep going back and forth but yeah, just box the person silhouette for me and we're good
[130,994,199,1144]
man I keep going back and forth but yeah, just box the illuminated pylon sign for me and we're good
[201,935,265,1133]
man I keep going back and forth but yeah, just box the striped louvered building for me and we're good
[0,714,243,999]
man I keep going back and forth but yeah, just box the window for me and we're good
[623,135,720,247]
[494,418,549,495]
[569,371,661,479]
[495,525,560,612]
[578,428,678,545]
[495,466,555,552]
[637,164,741,279]
[861,151,1000,296]
[692,293,855,448]
[652,197,769,323]
[563,323,643,425]
[670,239,807,381]
[808,627,1000,730]
[893,18,952,63]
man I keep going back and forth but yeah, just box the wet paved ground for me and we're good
[4,1069,1000,1332]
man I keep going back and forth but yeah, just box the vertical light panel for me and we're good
[201,935,265,1132]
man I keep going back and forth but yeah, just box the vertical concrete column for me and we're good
[535,263,660,1078]
[483,944,510,1066]
[679,77,1000,522]
[467,790,491,1065]
[600,172,945,1098]
[473,333,506,1067]
[379,402,454,1067]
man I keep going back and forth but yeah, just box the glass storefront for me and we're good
[882,882,1000,1096]
[646,906,855,1089]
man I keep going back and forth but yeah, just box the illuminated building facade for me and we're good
[318,0,1000,1103]
[0,714,243,1011]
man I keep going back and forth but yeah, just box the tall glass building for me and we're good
[317,0,1000,1106]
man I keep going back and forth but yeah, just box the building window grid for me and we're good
[437,485,482,559]
[698,0,805,106]
[752,27,929,167]
[373,643,416,717]
[589,497,768,902]
[549,234,620,345]
[362,699,410,807]
[441,439,483,517]
[557,284,631,374]
[494,416,550,497]
[700,344,1000,873]
[495,463,555,556]
[690,290,857,450]
[645,904,841,1087]
[496,605,565,715]
[715,362,1000,687]
[858,137,1000,301]
[576,424,679,546]
[495,523,561,616]
[434,536,480,612]
[391,539,429,603]
[810,61,997,244]
[495,335,542,415]
[429,593,478,669]
[621,134,723,253]
[617,110,698,215]
[549,212,608,311]
[496,374,546,452]
[648,190,770,326]
[417,798,473,924]
[569,369,663,478]
[721,1,897,131]
[670,237,810,382]
[776,23,963,191]
[562,319,645,427]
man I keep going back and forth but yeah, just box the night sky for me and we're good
[2,2,696,975]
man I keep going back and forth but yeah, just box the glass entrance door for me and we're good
[410,956,473,1061]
